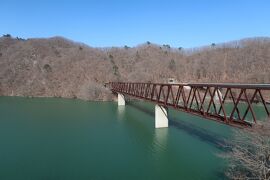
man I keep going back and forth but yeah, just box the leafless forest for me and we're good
[0,35,269,101]
[222,119,270,179]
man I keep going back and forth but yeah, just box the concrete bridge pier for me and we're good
[118,93,125,106]
[155,105,168,128]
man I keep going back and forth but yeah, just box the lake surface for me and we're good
[0,97,268,179]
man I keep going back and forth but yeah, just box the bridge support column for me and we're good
[155,105,168,128]
[118,93,125,106]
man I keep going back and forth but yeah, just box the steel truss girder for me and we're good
[108,82,270,127]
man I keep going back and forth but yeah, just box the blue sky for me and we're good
[1,0,270,48]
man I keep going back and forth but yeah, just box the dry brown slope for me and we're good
[0,36,269,100]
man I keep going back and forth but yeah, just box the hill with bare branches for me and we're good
[0,35,269,100]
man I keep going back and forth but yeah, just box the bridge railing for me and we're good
[107,82,270,127]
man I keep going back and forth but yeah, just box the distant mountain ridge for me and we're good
[0,35,269,100]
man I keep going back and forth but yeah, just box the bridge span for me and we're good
[107,82,270,128]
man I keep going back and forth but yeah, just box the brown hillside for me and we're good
[0,36,269,101]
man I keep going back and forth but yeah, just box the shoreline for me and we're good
[0,95,115,102]
[1,95,269,106]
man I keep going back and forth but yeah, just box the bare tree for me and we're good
[0,36,270,101]
[222,119,270,179]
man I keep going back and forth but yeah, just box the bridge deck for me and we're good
[107,82,270,127]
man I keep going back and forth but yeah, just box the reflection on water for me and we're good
[153,128,168,153]
[117,106,125,120]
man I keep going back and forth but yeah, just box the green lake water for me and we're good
[0,96,268,180]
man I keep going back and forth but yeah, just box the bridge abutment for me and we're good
[155,105,168,128]
[118,93,125,106]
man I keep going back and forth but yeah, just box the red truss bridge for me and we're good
[107,82,270,127]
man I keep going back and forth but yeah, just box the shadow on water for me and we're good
[127,101,230,151]
[127,101,155,117]
[214,171,228,180]
[169,119,229,151]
